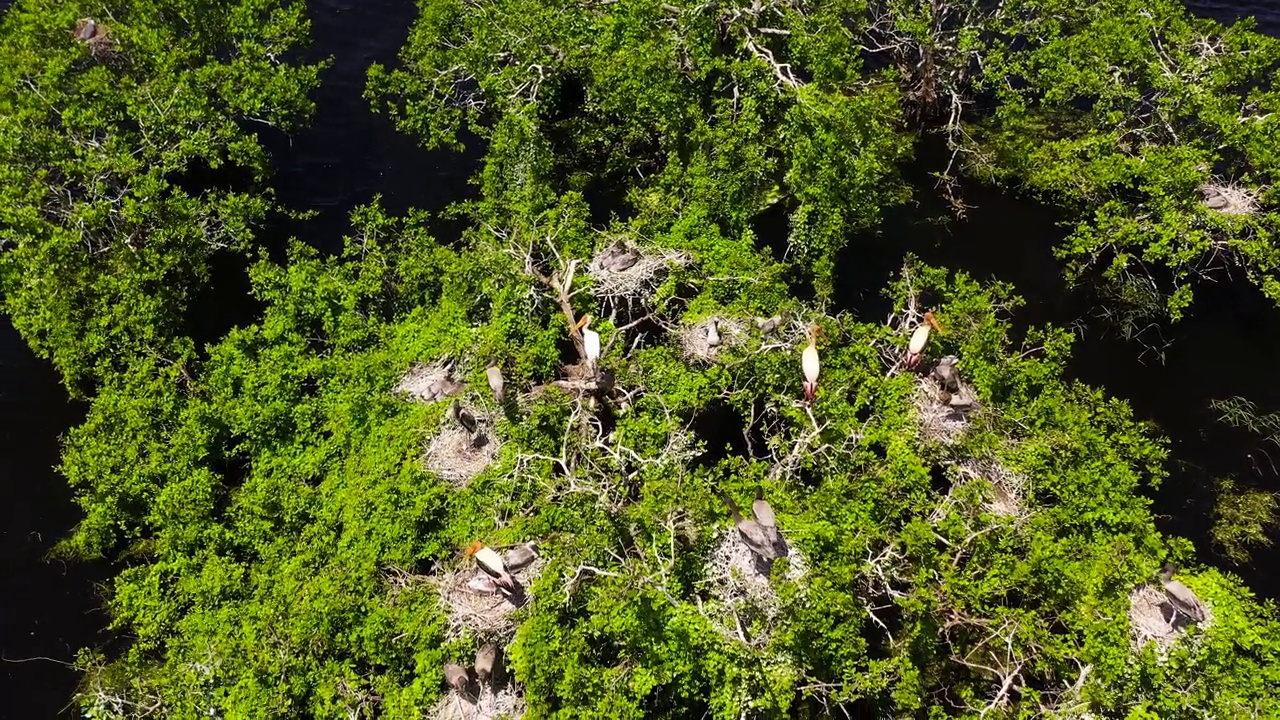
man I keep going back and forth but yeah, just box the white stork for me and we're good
[906,311,941,369]
[573,314,601,373]
[466,541,517,595]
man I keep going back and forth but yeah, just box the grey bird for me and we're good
[451,400,479,436]
[475,643,499,685]
[718,491,778,561]
[751,486,780,547]
[932,355,960,393]
[598,240,640,273]
[443,662,470,694]
[1201,185,1230,210]
[424,374,464,402]
[466,574,500,595]
[503,542,538,571]
[1160,563,1206,622]
[757,314,783,336]
[486,363,505,404]
[706,318,721,347]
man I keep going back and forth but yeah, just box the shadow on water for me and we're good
[833,143,1280,600]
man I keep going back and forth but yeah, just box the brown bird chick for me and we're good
[443,662,470,694]
[931,355,960,393]
[597,240,640,273]
[718,491,778,562]
[1160,563,1206,622]
[757,314,783,336]
[475,643,499,685]
[451,400,479,436]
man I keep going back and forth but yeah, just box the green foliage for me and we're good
[1212,476,1279,565]
[971,0,1280,316]
[0,0,325,390]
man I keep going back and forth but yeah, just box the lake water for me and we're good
[0,0,1276,715]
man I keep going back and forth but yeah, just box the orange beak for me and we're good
[572,314,591,334]
[924,311,943,334]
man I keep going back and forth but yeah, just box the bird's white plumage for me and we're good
[801,343,820,385]
[706,319,720,347]
[473,546,508,576]
[908,323,931,354]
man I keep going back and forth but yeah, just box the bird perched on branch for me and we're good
[486,363,505,404]
[444,662,470,694]
[757,314,783,336]
[475,643,499,685]
[503,542,538,571]
[573,314,601,373]
[718,491,779,561]
[466,541,518,595]
[801,324,822,403]
[906,311,942,369]
[1160,563,1206,622]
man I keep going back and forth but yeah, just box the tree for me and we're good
[0,0,325,390]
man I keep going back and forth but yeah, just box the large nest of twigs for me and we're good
[678,317,747,363]
[701,528,807,648]
[1128,583,1211,656]
[913,376,976,445]
[396,362,464,403]
[424,410,501,486]
[588,240,690,305]
[952,457,1027,519]
[1200,181,1261,216]
[433,682,526,720]
[432,556,548,639]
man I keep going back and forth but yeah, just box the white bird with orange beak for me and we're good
[906,311,942,369]
[573,314,601,373]
[466,541,517,595]
[801,324,822,403]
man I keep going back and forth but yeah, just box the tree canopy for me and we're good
[1,0,1279,717]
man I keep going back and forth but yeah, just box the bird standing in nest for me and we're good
[1160,563,1206,622]
[906,311,942,369]
[932,355,960,393]
[706,318,721,348]
[757,314,783,336]
[466,541,518,595]
[475,643,499,685]
[718,490,779,562]
[752,486,781,549]
[801,324,822,403]
[451,400,479,437]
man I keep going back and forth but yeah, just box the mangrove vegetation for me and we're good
[2,0,1280,717]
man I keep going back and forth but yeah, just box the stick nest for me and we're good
[953,457,1028,518]
[1128,583,1211,656]
[913,376,976,445]
[588,242,690,304]
[678,318,747,363]
[1200,181,1261,216]
[701,529,807,648]
[396,362,464,403]
[424,412,501,486]
[433,683,527,720]
[432,557,548,639]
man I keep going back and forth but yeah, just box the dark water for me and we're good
[2,0,1279,716]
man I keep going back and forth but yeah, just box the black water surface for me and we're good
[0,317,103,718]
